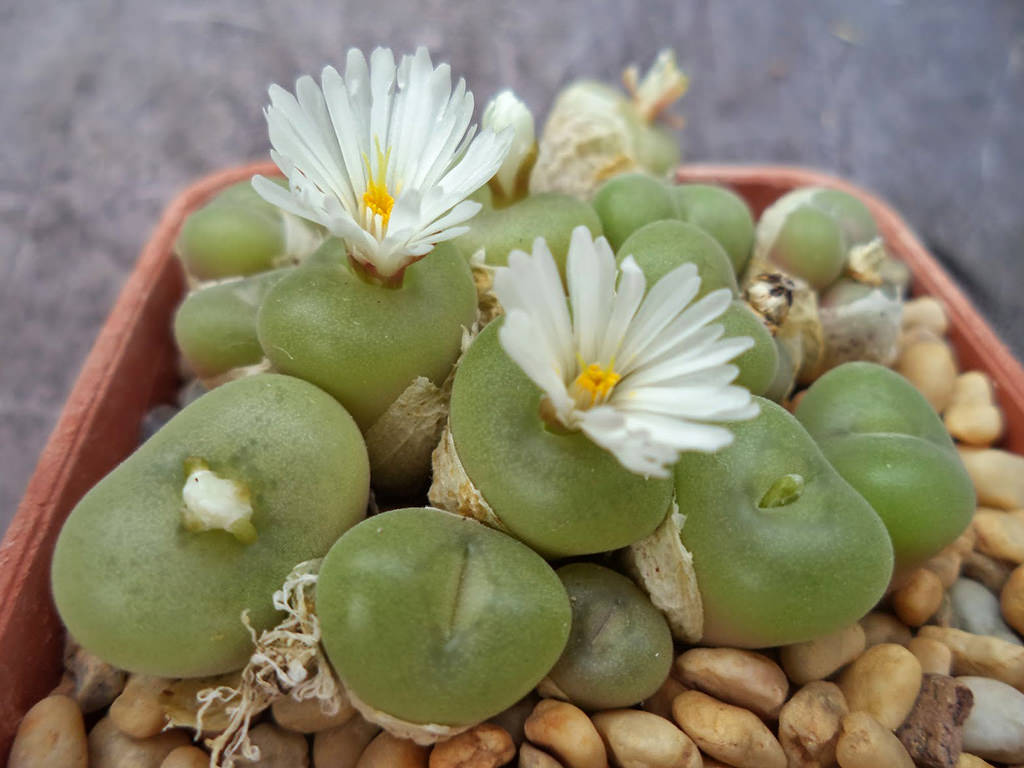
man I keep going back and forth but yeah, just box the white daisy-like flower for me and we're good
[493,225,759,478]
[253,47,513,282]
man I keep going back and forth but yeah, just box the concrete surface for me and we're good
[1,0,1022,531]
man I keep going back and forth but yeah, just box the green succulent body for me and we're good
[617,219,739,298]
[548,563,673,710]
[718,301,779,396]
[795,362,975,577]
[258,240,477,431]
[453,192,602,276]
[317,507,571,726]
[449,322,674,558]
[675,397,893,648]
[51,375,370,678]
[670,184,755,276]
[173,268,289,378]
[592,173,679,252]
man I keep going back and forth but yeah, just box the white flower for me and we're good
[482,90,535,200]
[493,226,759,478]
[253,47,513,280]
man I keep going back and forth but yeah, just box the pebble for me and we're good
[674,647,788,719]
[109,674,170,739]
[894,674,973,768]
[313,717,379,768]
[901,296,949,336]
[974,510,1024,563]
[959,449,1024,509]
[926,547,964,589]
[860,611,912,647]
[908,637,954,676]
[240,723,310,767]
[88,716,190,768]
[892,568,945,627]
[161,746,211,768]
[956,755,996,768]
[963,550,1014,594]
[1004,565,1024,636]
[9,695,88,768]
[779,623,866,685]
[519,743,565,768]
[944,372,1004,446]
[835,712,915,768]
[897,336,957,411]
[272,693,356,733]
[524,699,607,768]
[63,640,127,713]
[428,723,515,768]
[355,732,428,768]
[591,709,701,768]
[950,577,1022,645]
[957,676,1024,763]
[671,690,786,768]
[838,643,922,730]
[777,681,848,768]
[919,626,1024,689]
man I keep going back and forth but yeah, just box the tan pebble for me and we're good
[428,723,515,768]
[951,525,979,556]
[161,745,210,768]
[356,732,427,768]
[50,674,76,698]
[957,755,996,767]
[835,711,914,768]
[109,675,170,739]
[313,716,379,768]
[519,743,565,768]
[272,693,356,733]
[240,722,309,767]
[897,338,957,411]
[908,636,954,675]
[860,611,913,647]
[10,695,87,768]
[974,510,1024,563]
[1002,565,1024,636]
[902,296,949,335]
[698,757,733,768]
[925,547,964,589]
[892,568,945,627]
[674,647,788,719]
[838,644,923,729]
[963,550,1013,592]
[523,699,607,768]
[931,591,956,627]
[88,716,190,768]
[780,623,866,685]
[945,372,1004,446]
[671,690,786,768]
[918,625,1024,689]
[641,675,688,721]
[63,640,127,713]
[959,449,1024,509]
[777,681,848,768]
[591,709,701,768]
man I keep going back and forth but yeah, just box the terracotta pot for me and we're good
[1,162,1022,757]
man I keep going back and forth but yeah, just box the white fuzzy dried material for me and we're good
[622,506,704,644]
[195,559,341,767]
[344,684,472,746]
[428,426,508,532]
[469,249,503,326]
[199,358,274,391]
[845,237,887,286]
[816,288,903,376]
[278,209,326,268]
[365,376,449,490]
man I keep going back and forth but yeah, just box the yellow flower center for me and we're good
[362,142,395,229]
[573,362,621,407]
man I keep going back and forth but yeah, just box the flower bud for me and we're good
[482,90,536,204]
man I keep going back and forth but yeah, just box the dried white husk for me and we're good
[365,376,450,496]
[813,286,903,378]
[469,249,503,326]
[199,358,274,391]
[621,505,704,644]
[530,50,687,199]
[427,426,508,533]
[195,559,340,767]
[344,685,472,746]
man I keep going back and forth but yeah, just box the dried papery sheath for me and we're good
[530,49,687,199]
[253,47,513,283]
[494,225,757,478]
[196,560,339,767]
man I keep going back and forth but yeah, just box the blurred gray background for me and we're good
[2,0,1022,532]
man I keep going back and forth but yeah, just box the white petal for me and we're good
[617,263,700,371]
[568,228,616,366]
[499,312,574,421]
[598,254,646,365]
